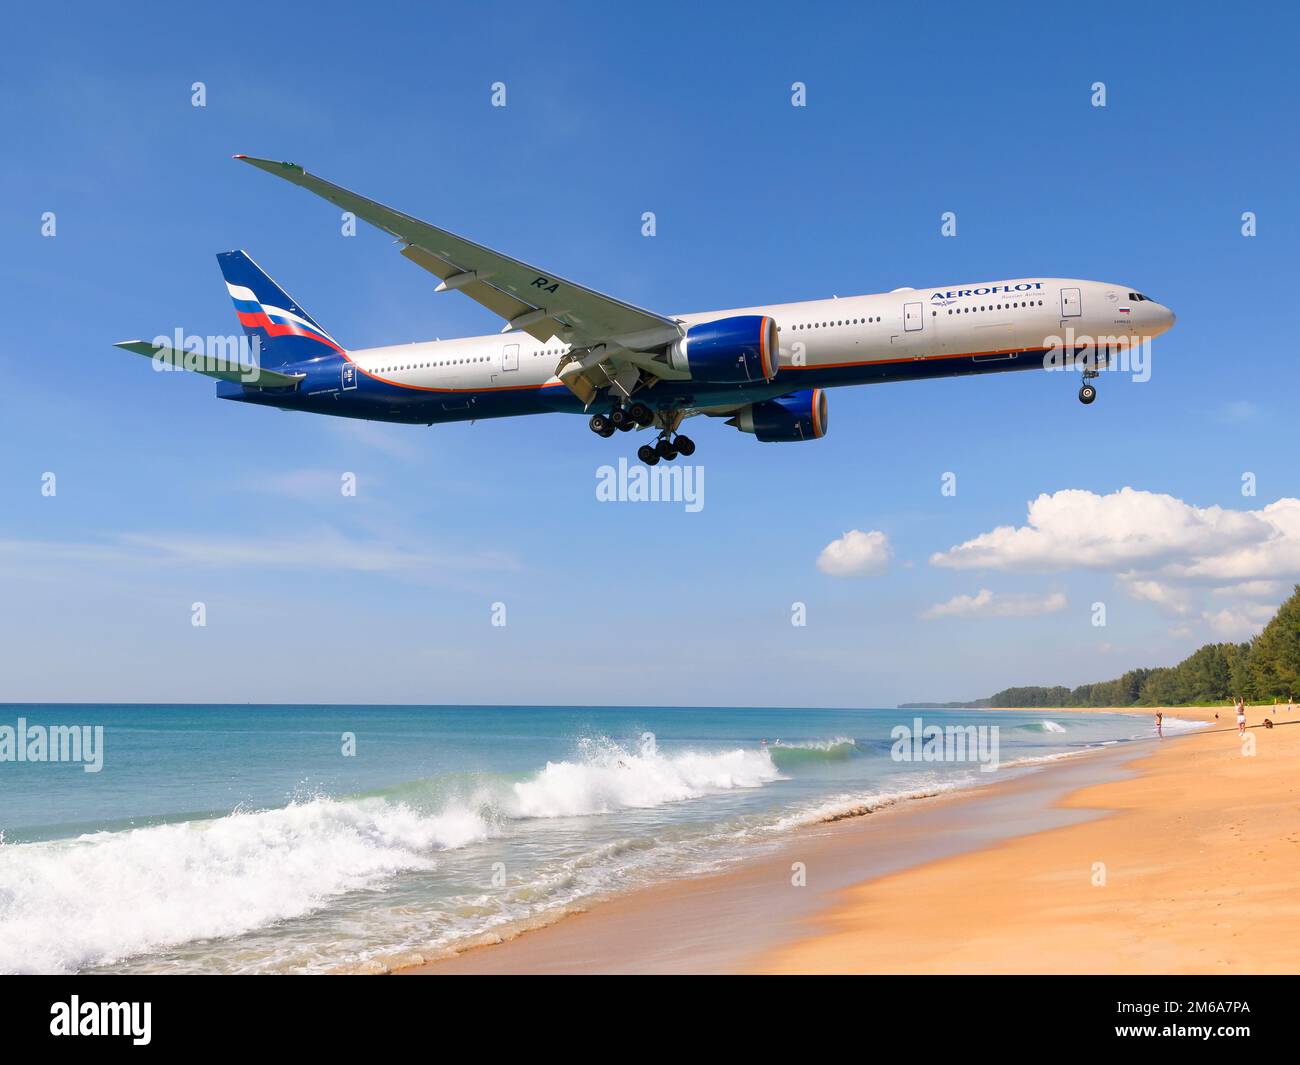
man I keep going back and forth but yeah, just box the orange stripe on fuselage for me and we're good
[345,339,1105,396]
[781,339,1132,373]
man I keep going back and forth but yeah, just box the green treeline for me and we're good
[988,584,1300,708]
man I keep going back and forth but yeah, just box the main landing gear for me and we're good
[637,432,695,466]
[590,399,695,463]
[589,400,655,438]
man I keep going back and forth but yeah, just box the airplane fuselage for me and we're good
[218,276,1175,424]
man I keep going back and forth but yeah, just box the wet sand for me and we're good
[757,704,1300,973]
[402,708,1181,974]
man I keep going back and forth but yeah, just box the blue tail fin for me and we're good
[216,250,344,367]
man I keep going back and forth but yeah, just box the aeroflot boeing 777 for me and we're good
[115,156,1176,465]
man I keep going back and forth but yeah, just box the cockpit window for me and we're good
[1127,292,1152,302]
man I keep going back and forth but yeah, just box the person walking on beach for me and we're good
[1236,698,1247,735]
[1155,711,1163,737]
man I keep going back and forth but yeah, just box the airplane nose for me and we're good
[1146,302,1175,336]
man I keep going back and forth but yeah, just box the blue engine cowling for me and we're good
[730,388,828,442]
[667,315,779,384]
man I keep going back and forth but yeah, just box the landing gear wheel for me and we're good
[656,438,679,461]
[673,435,696,457]
[589,413,614,436]
[609,407,629,428]
[616,418,634,432]
[1078,383,1097,405]
[637,443,660,466]
[628,402,654,427]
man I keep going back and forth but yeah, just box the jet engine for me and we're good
[665,315,779,384]
[728,388,827,442]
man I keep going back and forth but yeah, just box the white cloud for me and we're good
[817,529,892,577]
[930,488,1300,641]
[1203,603,1278,640]
[921,588,1067,620]
[0,531,519,579]
[239,469,364,503]
[930,488,1300,582]
[325,418,423,461]
[1219,400,1258,423]
[1123,576,1284,637]
[1120,578,1194,615]
[1212,580,1284,599]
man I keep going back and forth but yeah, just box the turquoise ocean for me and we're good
[0,704,1195,974]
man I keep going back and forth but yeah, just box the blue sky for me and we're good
[2,2,1297,706]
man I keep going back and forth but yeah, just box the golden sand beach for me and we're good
[405,704,1300,975]
[756,704,1300,974]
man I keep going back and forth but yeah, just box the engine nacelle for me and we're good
[667,315,778,384]
[730,388,828,442]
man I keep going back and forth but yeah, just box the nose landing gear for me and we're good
[1078,369,1099,405]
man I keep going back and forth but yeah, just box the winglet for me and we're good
[234,155,306,175]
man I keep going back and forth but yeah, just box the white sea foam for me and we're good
[770,736,857,751]
[771,777,967,831]
[1157,716,1212,735]
[0,739,784,973]
[1000,749,1083,768]
[0,796,487,975]
[3,722,1145,974]
[510,739,781,818]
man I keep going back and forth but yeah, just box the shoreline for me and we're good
[400,705,1205,975]
[756,703,1300,974]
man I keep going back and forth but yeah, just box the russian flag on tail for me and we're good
[216,250,344,367]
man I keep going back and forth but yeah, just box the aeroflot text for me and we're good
[931,282,1044,300]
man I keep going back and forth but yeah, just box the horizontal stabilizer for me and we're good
[112,341,306,388]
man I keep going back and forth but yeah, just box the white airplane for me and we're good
[115,156,1176,465]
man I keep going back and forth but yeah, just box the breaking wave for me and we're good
[0,737,783,974]
[766,737,860,769]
